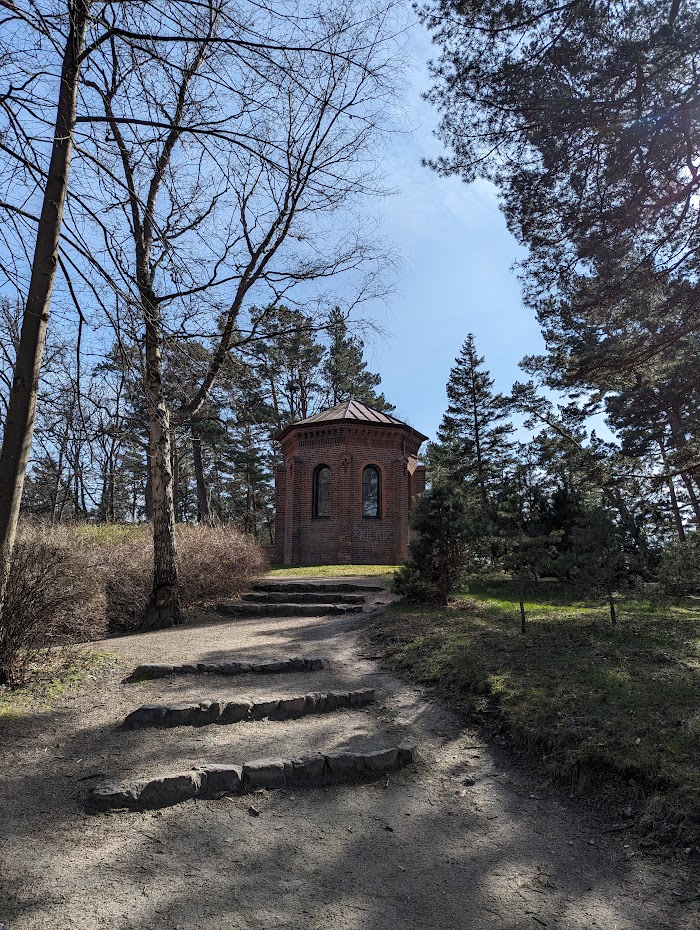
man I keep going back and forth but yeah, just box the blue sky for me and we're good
[362,19,546,441]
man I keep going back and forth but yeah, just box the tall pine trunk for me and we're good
[0,1,91,624]
[142,290,181,629]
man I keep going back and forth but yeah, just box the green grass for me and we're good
[368,577,700,845]
[0,650,117,719]
[266,564,400,579]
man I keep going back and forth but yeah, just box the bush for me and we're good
[0,521,266,680]
[658,535,700,596]
[105,524,266,632]
[394,481,487,606]
[0,522,105,685]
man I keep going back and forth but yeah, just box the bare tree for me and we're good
[68,0,400,626]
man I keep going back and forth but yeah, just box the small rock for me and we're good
[199,764,243,796]
[123,704,169,729]
[274,696,307,719]
[250,699,280,720]
[352,688,375,706]
[127,663,173,682]
[325,751,365,780]
[326,691,351,710]
[197,700,223,725]
[285,754,326,785]
[462,776,476,787]
[244,758,287,789]
[364,747,399,773]
[137,771,202,808]
[218,701,251,724]
[165,703,200,728]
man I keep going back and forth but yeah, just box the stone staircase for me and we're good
[216,579,386,619]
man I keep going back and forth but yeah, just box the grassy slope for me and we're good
[368,578,700,844]
[266,564,399,579]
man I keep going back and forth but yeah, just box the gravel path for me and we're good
[1,591,698,930]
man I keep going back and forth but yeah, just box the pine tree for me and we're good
[323,307,394,411]
[430,333,513,507]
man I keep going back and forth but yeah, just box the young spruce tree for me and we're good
[430,333,513,510]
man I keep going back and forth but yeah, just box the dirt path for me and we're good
[1,593,698,930]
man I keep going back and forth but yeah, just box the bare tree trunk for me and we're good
[142,292,181,629]
[0,0,91,619]
[191,425,213,525]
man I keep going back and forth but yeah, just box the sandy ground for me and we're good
[1,589,698,930]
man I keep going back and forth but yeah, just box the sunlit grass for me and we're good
[266,564,400,579]
[0,650,116,719]
[368,577,700,844]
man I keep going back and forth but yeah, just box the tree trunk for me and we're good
[607,581,617,626]
[191,425,213,525]
[144,448,153,520]
[519,594,526,634]
[0,0,91,617]
[142,291,181,629]
[679,471,700,526]
[602,486,649,557]
[171,429,179,522]
[659,438,686,542]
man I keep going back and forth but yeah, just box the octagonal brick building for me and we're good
[274,398,428,566]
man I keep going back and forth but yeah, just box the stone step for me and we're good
[252,581,385,594]
[216,602,364,618]
[125,655,327,682]
[123,688,376,729]
[91,743,418,811]
[241,591,365,605]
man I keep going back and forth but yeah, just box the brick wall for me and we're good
[275,423,425,566]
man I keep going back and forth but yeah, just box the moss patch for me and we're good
[0,650,117,719]
[367,578,700,846]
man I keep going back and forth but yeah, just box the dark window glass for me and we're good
[314,466,331,517]
[362,465,380,518]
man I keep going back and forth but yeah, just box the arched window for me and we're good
[362,465,381,518]
[313,465,331,518]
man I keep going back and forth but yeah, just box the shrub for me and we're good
[394,481,487,606]
[105,524,265,632]
[0,522,105,685]
[0,521,266,680]
[658,535,700,596]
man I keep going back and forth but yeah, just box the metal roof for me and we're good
[277,397,428,442]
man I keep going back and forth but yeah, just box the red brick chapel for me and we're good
[274,398,427,566]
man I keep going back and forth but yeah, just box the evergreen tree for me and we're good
[570,506,632,626]
[421,2,700,357]
[394,479,487,606]
[496,455,561,632]
[430,333,513,508]
[323,307,394,411]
